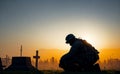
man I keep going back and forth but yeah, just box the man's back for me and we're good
[68,39,84,57]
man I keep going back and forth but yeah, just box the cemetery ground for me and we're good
[1,70,120,74]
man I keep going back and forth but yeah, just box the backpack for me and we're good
[80,39,99,65]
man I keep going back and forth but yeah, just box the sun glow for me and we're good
[81,34,96,46]
[79,32,102,50]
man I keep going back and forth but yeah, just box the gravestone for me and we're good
[0,58,3,71]
[5,57,37,71]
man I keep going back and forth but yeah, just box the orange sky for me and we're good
[0,0,120,63]
[31,48,120,62]
[99,49,120,61]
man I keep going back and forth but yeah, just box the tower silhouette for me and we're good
[20,45,22,56]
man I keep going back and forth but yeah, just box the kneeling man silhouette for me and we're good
[59,34,100,72]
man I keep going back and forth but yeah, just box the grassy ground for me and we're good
[1,70,120,74]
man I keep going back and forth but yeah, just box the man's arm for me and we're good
[68,41,84,57]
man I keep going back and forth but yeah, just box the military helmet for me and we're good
[65,34,76,43]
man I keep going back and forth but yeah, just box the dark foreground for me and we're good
[1,70,120,74]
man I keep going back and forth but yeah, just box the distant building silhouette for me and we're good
[1,55,11,69]
[34,57,61,70]
[99,58,120,71]
[50,57,57,64]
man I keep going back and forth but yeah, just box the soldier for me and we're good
[59,34,99,71]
